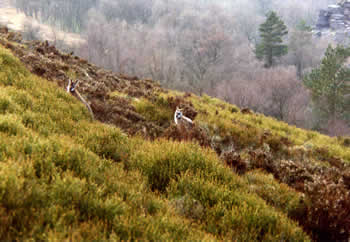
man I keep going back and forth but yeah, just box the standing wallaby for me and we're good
[66,79,94,119]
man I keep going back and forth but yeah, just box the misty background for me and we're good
[9,0,350,135]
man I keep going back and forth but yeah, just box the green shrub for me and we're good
[0,97,12,114]
[133,98,172,126]
[9,89,33,110]
[245,170,307,220]
[0,115,24,136]
[231,106,239,113]
[130,140,219,192]
[0,53,19,67]
[168,174,309,241]
[21,111,35,128]
[80,124,129,162]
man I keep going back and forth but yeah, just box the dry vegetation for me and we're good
[0,27,349,241]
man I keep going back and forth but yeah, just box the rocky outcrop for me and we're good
[315,0,350,44]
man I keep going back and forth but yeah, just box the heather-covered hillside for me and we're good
[0,27,349,241]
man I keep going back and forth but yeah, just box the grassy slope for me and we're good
[132,90,349,166]
[155,91,350,163]
[0,44,311,240]
[126,73,350,241]
[191,95,350,162]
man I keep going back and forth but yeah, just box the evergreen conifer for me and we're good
[256,11,288,68]
[304,45,350,125]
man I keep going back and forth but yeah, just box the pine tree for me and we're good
[255,11,288,68]
[304,45,350,126]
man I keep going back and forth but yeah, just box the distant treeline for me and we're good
[12,0,334,33]
[12,0,97,32]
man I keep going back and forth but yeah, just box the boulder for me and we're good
[328,4,343,14]
[315,2,350,43]
[343,2,350,8]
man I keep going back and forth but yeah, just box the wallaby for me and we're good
[174,107,193,126]
[66,79,94,119]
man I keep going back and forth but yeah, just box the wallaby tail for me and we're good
[75,90,94,120]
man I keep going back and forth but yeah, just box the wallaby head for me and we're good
[174,107,183,125]
[175,107,183,118]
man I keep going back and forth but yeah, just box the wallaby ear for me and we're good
[66,79,72,92]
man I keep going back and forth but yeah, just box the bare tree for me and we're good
[326,119,350,136]
[216,65,310,126]
[283,23,329,77]
[22,21,41,41]
[177,17,234,94]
